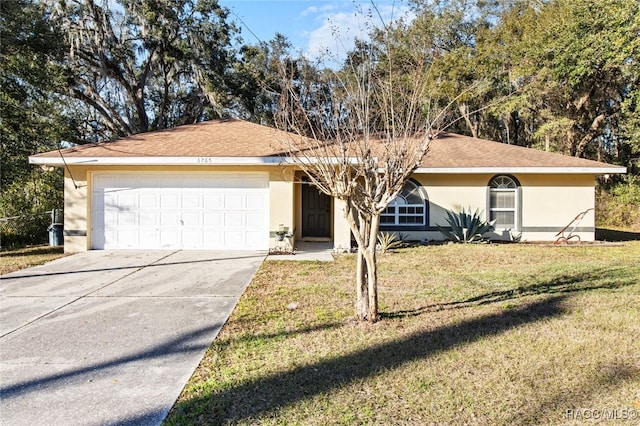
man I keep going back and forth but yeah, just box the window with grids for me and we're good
[489,175,518,229]
[381,181,426,226]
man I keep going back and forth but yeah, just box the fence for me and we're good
[0,209,63,249]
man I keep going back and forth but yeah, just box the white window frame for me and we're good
[488,175,520,231]
[381,180,426,227]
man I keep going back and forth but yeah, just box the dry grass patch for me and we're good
[0,245,65,275]
[166,243,640,425]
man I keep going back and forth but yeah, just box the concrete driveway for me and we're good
[0,250,265,426]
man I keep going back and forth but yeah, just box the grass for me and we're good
[166,243,640,425]
[0,245,65,275]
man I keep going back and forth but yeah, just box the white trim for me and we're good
[489,187,519,230]
[30,156,288,166]
[29,156,627,174]
[29,156,362,166]
[413,166,626,174]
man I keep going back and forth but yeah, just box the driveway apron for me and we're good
[0,250,265,426]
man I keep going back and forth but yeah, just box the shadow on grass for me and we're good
[596,228,640,241]
[212,322,344,350]
[166,295,567,424]
[0,246,63,258]
[512,359,639,424]
[384,266,638,319]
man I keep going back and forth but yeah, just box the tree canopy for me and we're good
[46,0,240,140]
[409,0,640,168]
[0,0,69,246]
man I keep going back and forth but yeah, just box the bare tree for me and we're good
[274,19,457,322]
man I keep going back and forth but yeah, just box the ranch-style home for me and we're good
[29,118,626,253]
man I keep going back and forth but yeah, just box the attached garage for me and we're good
[91,172,269,250]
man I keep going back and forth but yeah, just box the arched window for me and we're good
[489,175,520,230]
[381,180,426,226]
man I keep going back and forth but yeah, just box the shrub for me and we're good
[437,207,495,243]
[376,232,406,253]
[596,175,640,231]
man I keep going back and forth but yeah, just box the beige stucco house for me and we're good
[29,118,626,253]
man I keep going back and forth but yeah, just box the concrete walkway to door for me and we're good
[0,250,265,426]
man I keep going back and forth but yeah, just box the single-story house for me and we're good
[29,118,626,252]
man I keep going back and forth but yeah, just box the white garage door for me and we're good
[92,173,269,250]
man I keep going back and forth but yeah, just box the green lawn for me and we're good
[166,242,640,425]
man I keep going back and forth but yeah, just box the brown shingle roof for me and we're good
[32,118,287,158]
[30,118,624,172]
[421,133,617,170]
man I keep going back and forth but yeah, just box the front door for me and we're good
[302,184,331,238]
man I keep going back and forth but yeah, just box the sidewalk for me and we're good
[266,241,335,261]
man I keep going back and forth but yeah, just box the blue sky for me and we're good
[219,0,414,58]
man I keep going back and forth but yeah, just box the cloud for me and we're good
[300,6,318,16]
[306,12,358,58]
[300,3,337,17]
[303,1,415,61]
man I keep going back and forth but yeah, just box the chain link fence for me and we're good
[0,209,63,249]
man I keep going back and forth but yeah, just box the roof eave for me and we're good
[28,156,363,166]
[29,156,289,166]
[413,166,627,174]
[29,156,627,175]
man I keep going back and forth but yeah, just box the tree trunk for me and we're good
[575,113,606,158]
[355,249,369,320]
[459,103,478,139]
[355,244,380,321]
[347,206,380,322]
[366,213,380,321]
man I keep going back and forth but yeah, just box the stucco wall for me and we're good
[332,198,352,251]
[269,168,295,250]
[400,173,596,242]
[518,174,595,241]
[63,167,89,252]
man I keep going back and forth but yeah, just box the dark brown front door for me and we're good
[302,184,331,238]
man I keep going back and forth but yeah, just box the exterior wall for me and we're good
[63,167,90,253]
[416,173,489,227]
[390,174,490,242]
[393,173,596,242]
[268,168,295,250]
[518,174,595,241]
[333,198,352,251]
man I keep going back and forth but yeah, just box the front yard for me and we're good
[0,245,65,275]
[166,242,640,425]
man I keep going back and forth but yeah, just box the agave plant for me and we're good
[437,207,495,243]
[376,232,406,253]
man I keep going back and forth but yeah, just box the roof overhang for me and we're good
[29,156,627,175]
[413,166,627,175]
[29,156,289,166]
[28,156,361,166]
